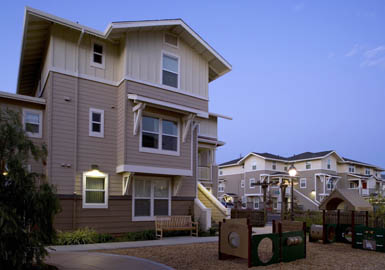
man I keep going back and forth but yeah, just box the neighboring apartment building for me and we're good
[0,7,231,233]
[218,151,384,211]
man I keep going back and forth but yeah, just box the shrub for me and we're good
[55,228,115,245]
[121,230,156,241]
[293,211,322,231]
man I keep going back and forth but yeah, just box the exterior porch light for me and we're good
[288,164,297,177]
[88,164,105,177]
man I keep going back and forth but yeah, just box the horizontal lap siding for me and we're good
[117,82,127,166]
[55,197,194,233]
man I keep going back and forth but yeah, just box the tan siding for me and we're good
[116,81,127,166]
[196,116,218,138]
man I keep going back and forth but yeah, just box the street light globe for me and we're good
[288,164,297,177]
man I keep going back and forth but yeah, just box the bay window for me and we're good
[141,116,179,155]
[133,177,170,221]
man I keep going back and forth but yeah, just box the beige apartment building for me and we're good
[0,7,232,233]
[218,151,385,211]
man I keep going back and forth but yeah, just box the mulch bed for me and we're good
[101,241,385,270]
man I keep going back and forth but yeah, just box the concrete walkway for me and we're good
[46,251,174,270]
[49,236,218,252]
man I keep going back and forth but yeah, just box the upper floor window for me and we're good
[284,166,288,171]
[365,168,371,175]
[249,178,255,188]
[349,165,355,173]
[91,40,105,69]
[272,162,276,170]
[218,183,225,193]
[164,33,178,48]
[300,178,306,189]
[252,162,257,171]
[162,53,179,88]
[327,159,331,169]
[241,179,245,188]
[306,162,311,170]
[23,109,42,138]
[219,170,223,176]
[141,116,179,155]
[89,108,104,138]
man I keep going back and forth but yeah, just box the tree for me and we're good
[0,109,60,269]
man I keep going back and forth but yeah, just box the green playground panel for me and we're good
[281,230,306,262]
[326,224,337,243]
[336,224,353,243]
[354,225,385,252]
[250,233,280,267]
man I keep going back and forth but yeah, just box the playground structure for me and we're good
[312,188,384,252]
[219,218,306,267]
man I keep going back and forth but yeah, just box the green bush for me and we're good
[293,211,322,231]
[55,228,115,245]
[121,230,156,241]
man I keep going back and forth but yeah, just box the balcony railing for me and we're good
[198,166,211,181]
[361,189,369,196]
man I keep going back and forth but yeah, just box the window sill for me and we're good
[132,215,170,222]
[26,132,42,139]
[90,62,105,70]
[82,204,108,209]
[139,147,180,156]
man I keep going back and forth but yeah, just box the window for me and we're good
[23,109,42,138]
[327,179,334,190]
[249,178,255,188]
[162,53,179,88]
[252,162,257,171]
[241,196,247,209]
[306,162,311,170]
[272,162,276,170]
[300,178,307,189]
[349,182,358,189]
[218,183,225,193]
[91,40,105,69]
[133,178,170,221]
[89,108,104,137]
[365,168,371,175]
[164,33,178,47]
[241,179,245,188]
[140,116,179,155]
[327,159,331,169]
[253,197,260,210]
[82,171,108,208]
[284,166,288,171]
[219,170,223,176]
[349,165,355,173]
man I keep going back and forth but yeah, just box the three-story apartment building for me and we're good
[0,7,231,233]
[218,151,384,211]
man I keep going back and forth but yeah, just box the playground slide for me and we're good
[197,183,231,223]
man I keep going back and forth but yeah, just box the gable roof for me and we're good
[219,157,243,167]
[319,188,373,212]
[286,150,335,161]
[342,157,384,171]
[253,152,288,161]
[17,7,232,95]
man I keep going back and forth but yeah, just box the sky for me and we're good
[1,0,384,168]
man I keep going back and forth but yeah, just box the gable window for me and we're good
[89,108,104,138]
[300,178,306,189]
[219,170,223,176]
[140,116,179,155]
[365,168,371,175]
[252,162,257,171]
[249,178,255,188]
[253,197,260,210]
[162,53,179,88]
[218,183,225,193]
[272,162,277,170]
[164,33,178,48]
[241,179,245,188]
[133,177,170,221]
[82,171,108,208]
[327,159,331,170]
[23,109,42,138]
[91,41,105,69]
[349,165,355,173]
[306,162,311,170]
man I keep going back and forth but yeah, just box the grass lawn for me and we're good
[101,241,385,270]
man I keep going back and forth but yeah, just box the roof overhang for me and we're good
[208,112,232,120]
[198,136,225,146]
[0,90,46,105]
[17,7,232,95]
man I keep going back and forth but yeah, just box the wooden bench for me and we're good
[155,216,198,239]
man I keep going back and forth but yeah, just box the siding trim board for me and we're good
[116,164,192,176]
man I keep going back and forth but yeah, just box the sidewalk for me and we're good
[49,236,218,252]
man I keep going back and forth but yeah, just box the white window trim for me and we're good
[365,168,371,175]
[327,179,334,190]
[272,162,276,170]
[22,108,43,138]
[306,161,311,170]
[241,179,245,188]
[249,178,255,189]
[132,176,171,222]
[218,183,225,193]
[241,196,247,209]
[327,159,331,170]
[82,171,108,209]
[273,199,278,210]
[139,114,180,156]
[161,50,180,89]
[252,162,257,171]
[253,197,259,210]
[90,40,105,69]
[163,32,179,48]
[89,108,104,138]
[300,178,307,189]
[349,165,355,173]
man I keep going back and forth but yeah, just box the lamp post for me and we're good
[288,164,297,221]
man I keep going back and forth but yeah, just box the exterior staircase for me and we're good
[197,183,230,223]
[294,189,320,211]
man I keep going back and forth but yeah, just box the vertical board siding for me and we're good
[126,31,209,98]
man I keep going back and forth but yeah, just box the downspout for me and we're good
[72,28,84,230]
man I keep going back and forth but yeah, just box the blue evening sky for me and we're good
[1,1,384,168]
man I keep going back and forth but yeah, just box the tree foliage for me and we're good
[0,109,60,269]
